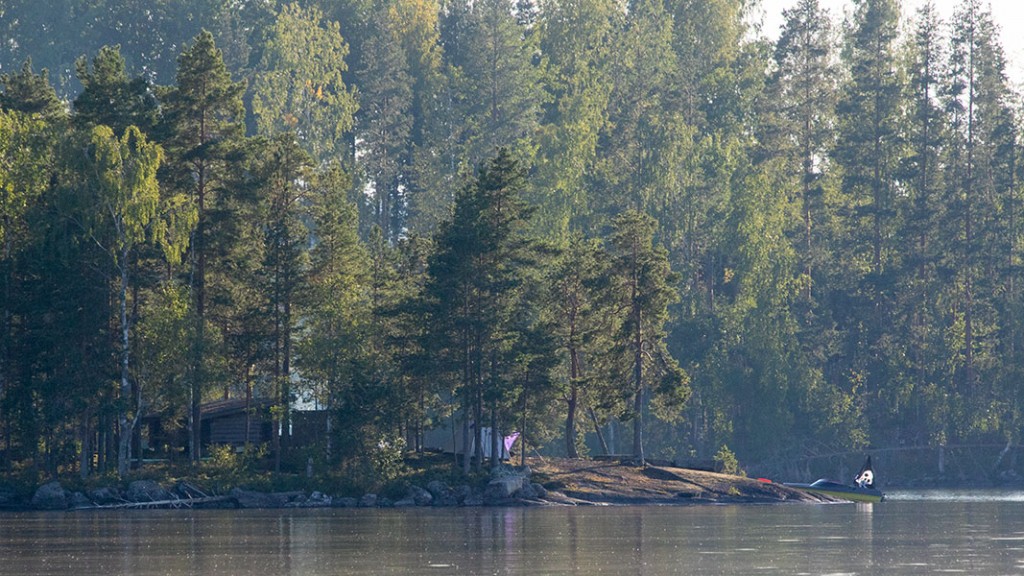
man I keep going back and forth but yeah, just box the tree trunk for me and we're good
[117,257,132,478]
[631,286,644,464]
[588,407,610,455]
[566,345,580,458]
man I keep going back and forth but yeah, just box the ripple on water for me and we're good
[887,489,1024,502]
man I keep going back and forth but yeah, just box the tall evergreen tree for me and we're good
[546,234,613,457]
[532,0,616,237]
[832,0,906,437]
[250,134,311,472]
[605,210,688,463]
[297,165,369,459]
[895,1,951,447]
[0,60,64,118]
[944,0,1018,438]
[161,31,246,462]
[765,0,838,301]
[422,148,537,472]
[357,6,414,242]
[73,45,158,135]
[456,0,544,169]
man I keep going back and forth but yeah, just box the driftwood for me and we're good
[76,495,237,510]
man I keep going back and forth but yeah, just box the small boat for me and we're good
[785,457,884,503]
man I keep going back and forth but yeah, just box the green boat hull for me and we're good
[785,480,884,503]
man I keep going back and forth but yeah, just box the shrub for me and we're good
[714,445,745,477]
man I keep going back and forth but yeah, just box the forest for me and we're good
[1,0,1023,485]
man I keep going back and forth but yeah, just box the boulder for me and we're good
[331,497,358,508]
[88,486,121,505]
[229,488,292,509]
[358,493,378,507]
[127,480,173,502]
[68,492,93,509]
[454,485,475,505]
[515,483,538,500]
[32,481,69,510]
[407,485,433,506]
[484,475,527,503]
[427,480,458,507]
[287,491,331,508]
[530,483,547,499]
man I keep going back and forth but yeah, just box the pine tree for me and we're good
[161,31,246,462]
[357,6,413,242]
[73,45,158,135]
[422,148,537,472]
[0,60,64,118]
[547,234,612,457]
[832,0,906,437]
[944,0,1018,437]
[605,210,688,463]
[765,0,838,301]
[456,0,543,169]
[251,134,312,472]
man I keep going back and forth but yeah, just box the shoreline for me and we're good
[0,457,837,512]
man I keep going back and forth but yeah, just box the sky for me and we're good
[755,0,1024,87]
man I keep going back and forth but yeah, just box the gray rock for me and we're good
[229,488,291,509]
[462,491,484,507]
[530,483,547,499]
[127,480,173,502]
[288,492,331,508]
[427,480,458,506]
[32,481,68,510]
[491,464,531,479]
[485,475,527,502]
[88,486,121,504]
[454,485,474,505]
[358,493,378,507]
[331,497,358,508]
[68,492,93,509]
[515,482,538,500]
[393,498,417,507]
[407,485,433,506]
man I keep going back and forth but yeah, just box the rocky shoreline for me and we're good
[2,459,835,512]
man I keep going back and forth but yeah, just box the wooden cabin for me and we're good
[200,398,275,449]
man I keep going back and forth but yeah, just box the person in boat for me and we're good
[855,457,874,489]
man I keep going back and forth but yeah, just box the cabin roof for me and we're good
[200,398,274,418]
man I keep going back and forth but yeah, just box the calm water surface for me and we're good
[3,491,1024,575]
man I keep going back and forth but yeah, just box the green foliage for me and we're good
[5,0,1024,486]
[713,445,744,477]
[251,3,358,163]
[369,433,408,485]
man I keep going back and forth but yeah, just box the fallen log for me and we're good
[74,495,237,510]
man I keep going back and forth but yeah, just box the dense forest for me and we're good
[1,0,1023,484]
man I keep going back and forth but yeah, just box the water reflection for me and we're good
[3,500,1024,575]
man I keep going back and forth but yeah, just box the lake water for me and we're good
[3,491,1024,575]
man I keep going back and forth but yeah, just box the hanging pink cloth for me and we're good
[503,432,520,455]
